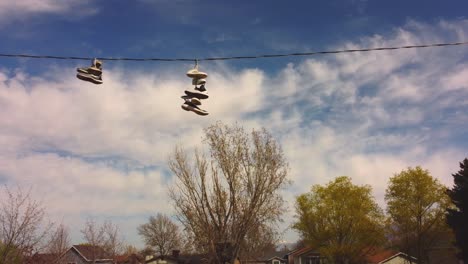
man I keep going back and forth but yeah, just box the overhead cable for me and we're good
[0,41,467,62]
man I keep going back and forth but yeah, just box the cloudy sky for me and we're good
[0,0,467,249]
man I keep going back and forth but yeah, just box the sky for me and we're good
[0,0,468,250]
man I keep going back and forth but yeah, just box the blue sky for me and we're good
[1,0,468,250]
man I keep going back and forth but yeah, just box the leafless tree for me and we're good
[138,213,181,256]
[81,218,106,248]
[102,220,124,261]
[47,223,71,256]
[168,122,290,264]
[81,218,124,263]
[123,244,139,255]
[238,222,280,260]
[0,186,52,263]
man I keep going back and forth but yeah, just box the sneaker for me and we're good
[181,102,209,116]
[185,88,208,100]
[191,78,206,86]
[77,66,102,76]
[186,68,208,79]
[76,72,103,85]
[181,95,201,105]
[77,58,103,76]
[93,58,102,69]
[195,84,207,92]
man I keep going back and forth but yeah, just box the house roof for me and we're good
[366,249,398,264]
[27,253,60,264]
[366,250,416,264]
[115,253,145,264]
[72,244,113,261]
[146,253,207,264]
[287,246,318,257]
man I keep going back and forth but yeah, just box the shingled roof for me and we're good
[72,244,113,261]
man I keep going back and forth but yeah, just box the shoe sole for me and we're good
[180,96,201,105]
[77,67,102,76]
[76,73,103,85]
[186,70,208,79]
[181,104,209,116]
[184,90,208,100]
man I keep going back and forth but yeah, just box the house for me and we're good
[286,246,324,264]
[26,253,60,264]
[241,255,287,264]
[145,250,208,264]
[283,246,417,264]
[58,244,113,264]
[240,249,289,264]
[115,253,145,264]
[366,250,417,264]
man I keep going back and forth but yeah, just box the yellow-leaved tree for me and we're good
[293,176,385,264]
[385,166,452,264]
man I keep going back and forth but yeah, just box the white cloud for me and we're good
[1,19,468,247]
[0,0,98,25]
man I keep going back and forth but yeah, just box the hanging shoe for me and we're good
[76,72,103,85]
[181,101,209,116]
[191,78,206,86]
[196,84,207,92]
[184,88,208,100]
[77,66,102,76]
[77,58,103,76]
[181,95,202,105]
[186,68,208,79]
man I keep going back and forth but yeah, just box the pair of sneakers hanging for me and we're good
[181,67,209,116]
[77,59,103,84]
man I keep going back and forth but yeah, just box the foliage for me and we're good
[293,176,385,264]
[168,122,290,264]
[138,213,181,256]
[0,242,23,264]
[385,166,451,264]
[447,158,468,262]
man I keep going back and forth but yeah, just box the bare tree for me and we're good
[81,217,106,249]
[0,186,52,263]
[238,222,280,260]
[81,218,124,263]
[138,213,180,256]
[47,223,70,256]
[102,220,124,261]
[123,244,139,255]
[168,122,290,264]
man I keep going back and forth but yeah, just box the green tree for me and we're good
[0,242,23,264]
[447,158,468,263]
[385,166,451,264]
[293,176,385,264]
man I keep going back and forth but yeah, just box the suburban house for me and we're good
[366,250,417,264]
[58,244,114,264]
[115,253,145,264]
[286,246,324,264]
[266,247,417,264]
[145,250,208,264]
[240,249,289,264]
[26,253,60,264]
[241,255,288,264]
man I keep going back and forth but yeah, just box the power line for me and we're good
[1,41,467,62]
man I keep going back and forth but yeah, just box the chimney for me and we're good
[172,250,180,258]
